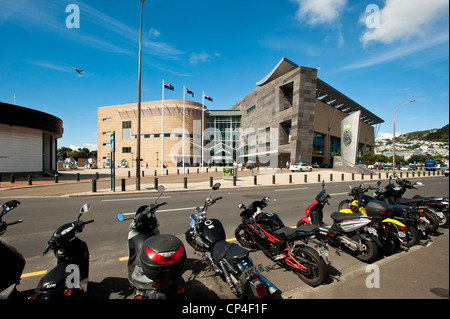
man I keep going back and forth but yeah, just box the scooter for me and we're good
[0,200,25,299]
[186,183,279,298]
[298,182,381,262]
[116,186,187,299]
[29,203,94,299]
[235,195,330,287]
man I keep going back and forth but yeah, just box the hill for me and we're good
[399,124,449,142]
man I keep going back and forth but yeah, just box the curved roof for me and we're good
[0,102,63,136]
[256,57,299,86]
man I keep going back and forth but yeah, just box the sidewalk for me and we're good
[0,166,443,197]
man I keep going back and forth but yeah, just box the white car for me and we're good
[289,163,313,172]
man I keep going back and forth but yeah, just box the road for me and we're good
[0,176,448,301]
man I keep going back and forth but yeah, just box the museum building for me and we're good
[97,57,384,168]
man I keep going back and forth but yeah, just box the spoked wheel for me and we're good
[235,224,257,249]
[290,246,328,287]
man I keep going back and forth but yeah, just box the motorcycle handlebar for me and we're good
[6,219,23,227]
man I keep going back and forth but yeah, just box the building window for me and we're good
[122,147,132,153]
[247,105,256,113]
[102,118,111,121]
[122,121,132,140]
[279,82,293,110]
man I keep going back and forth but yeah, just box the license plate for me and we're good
[315,244,329,258]
[367,227,377,236]
[436,212,445,219]
[397,231,406,238]
[240,263,265,282]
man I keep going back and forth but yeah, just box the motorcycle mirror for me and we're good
[116,212,124,222]
[78,203,91,221]
[212,183,221,191]
[158,185,165,193]
[377,181,382,187]
[263,197,271,203]
[2,200,20,215]
[415,182,423,186]
[238,203,246,210]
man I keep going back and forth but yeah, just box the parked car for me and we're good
[312,163,320,168]
[289,163,313,172]
[445,168,449,177]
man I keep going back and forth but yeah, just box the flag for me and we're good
[164,81,174,90]
[186,88,194,97]
[204,94,213,102]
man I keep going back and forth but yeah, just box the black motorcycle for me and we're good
[0,200,25,299]
[29,203,94,299]
[116,186,187,299]
[374,176,443,232]
[235,196,330,287]
[185,183,279,298]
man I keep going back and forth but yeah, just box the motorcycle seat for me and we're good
[274,225,318,240]
[397,198,423,205]
[413,195,445,201]
[213,240,249,264]
[331,212,365,222]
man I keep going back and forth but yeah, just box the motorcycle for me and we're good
[186,183,279,298]
[116,186,187,299]
[235,195,330,287]
[0,200,25,299]
[29,203,94,299]
[374,175,444,231]
[297,181,381,262]
[339,181,429,247]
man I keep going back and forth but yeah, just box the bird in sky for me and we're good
[71,65,84,75]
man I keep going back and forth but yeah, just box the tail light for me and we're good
[145,244,185,265]
[398,226,407,233]
[152,281,170,289]
[379,211,390,215]
[250,278,266,298]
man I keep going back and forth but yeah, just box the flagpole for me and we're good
[202,92,205,172]
[183,86,186,174]
[161,79,164,175]
[136,0,145,191]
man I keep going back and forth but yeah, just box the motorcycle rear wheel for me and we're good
[381,230,400,256]
[400,226,420,247]
[353,239,378,262]
[291,246,328,287]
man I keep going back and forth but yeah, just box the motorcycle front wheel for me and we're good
[291,246,328,287]
[400,226,420,247]
[380,230,400,256]
[235,224,257,249]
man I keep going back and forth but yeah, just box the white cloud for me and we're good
[291,0,348,25]
[361,0,449,46]
[189,52,212,65]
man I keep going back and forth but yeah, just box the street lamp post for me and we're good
[136,0,145,191]
[393,99,415,176]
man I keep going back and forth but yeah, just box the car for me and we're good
[289,163,313,172]
[312,163,320,168]
[400,166,409,171]
[445,168,449,177]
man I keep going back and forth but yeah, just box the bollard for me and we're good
[187,169,189,174]
[77,173,80,181]
[184,177,187,189]
[54,173,58,183]
[10,174,15,183]
[166,169,168,176]
[210,176,213,188]
[352,173,355,181]
[272,175,275,184]
[96,172,99,180]
[121,178,126,192]
[379,173,381,179]
[177,169,179,175]
[342,173,344,181]
[318,174,321,182]
[197,168,199,174]
[128,171,131,178]
[233,175,237,186]
[142,171,145,177]
[362,174,364,180]
[254,175,257,185]
[289,175,292,184]
[155,170,157,176]
[91,179,96,192]
[28,175,32,185]
[304,174,307,183]
[154,178,158,190]
[330,174,333,182]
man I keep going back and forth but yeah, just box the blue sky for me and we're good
[0,0,448,150]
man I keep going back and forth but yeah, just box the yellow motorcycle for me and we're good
[339,183,405,256]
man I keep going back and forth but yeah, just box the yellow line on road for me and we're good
[21,270,47,278]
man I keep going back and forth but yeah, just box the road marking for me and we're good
[275,187,308,192]
[329,192,350,196]
[21,270,47,278]
[101,196,171,202]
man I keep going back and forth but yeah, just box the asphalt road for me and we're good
[0,176,448,301]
